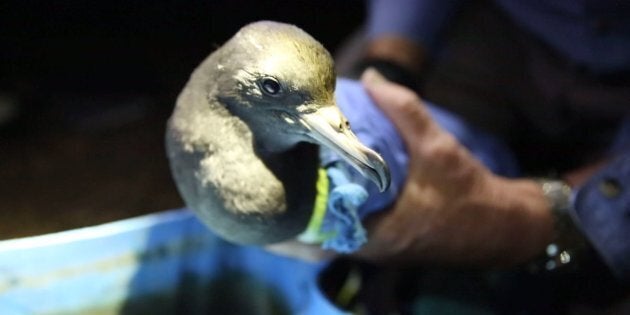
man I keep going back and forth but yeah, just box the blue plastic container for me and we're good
[0,209,346,315]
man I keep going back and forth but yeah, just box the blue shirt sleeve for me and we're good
[368,0,630,75]
[366,0,463,52]
[494,0,630,74]
[572,117,630,281]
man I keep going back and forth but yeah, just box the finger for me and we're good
[361,68,435,145]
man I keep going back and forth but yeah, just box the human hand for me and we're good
[355,69,554,267]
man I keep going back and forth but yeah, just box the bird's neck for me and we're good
[228,101,322,197]
[171,87,319,211]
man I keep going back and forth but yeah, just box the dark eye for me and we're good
[260,77,282,96]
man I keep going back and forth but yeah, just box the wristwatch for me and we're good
[528,179,589,273]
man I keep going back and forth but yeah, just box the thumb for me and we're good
[360,68,434,146]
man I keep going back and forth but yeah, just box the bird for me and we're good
[166,21,390,245]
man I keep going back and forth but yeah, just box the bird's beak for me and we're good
[299,105,391,192]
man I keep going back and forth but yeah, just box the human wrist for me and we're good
[413,175,554,266]
[482,177,555,266]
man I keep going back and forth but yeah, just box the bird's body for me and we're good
[166,21,389,245]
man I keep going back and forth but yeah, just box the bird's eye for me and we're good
[260,77,282,96]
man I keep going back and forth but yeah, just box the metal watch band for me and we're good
[528,179,588,273]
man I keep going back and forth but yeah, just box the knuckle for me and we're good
[394,89,422,112]
[422,133,460,161]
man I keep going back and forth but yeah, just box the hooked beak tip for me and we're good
[363,151,391,192]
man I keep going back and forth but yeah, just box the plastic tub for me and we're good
[0,209,345,315]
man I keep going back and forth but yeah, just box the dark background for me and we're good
[0,0,365,239]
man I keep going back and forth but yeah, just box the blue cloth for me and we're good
[317,78,408,252]
[319,165,369,253]
[367,0,630,74]
[332,78,630,280]
[322,79,409,218]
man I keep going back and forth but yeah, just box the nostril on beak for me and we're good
[338,120,350,132]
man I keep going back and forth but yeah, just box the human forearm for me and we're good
[364,0,463,75]
[357,170,553,267]
[364,37,426,75]
[474,176,554,266]
[366,0,462,54]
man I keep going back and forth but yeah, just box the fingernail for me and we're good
[361,67,388,86]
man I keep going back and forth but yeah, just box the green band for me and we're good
[297,168,332,243]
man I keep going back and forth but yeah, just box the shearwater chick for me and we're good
[166,21,390,244]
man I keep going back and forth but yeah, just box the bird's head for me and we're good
[211,21,390,191]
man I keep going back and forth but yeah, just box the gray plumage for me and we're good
[166,21,389,245]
